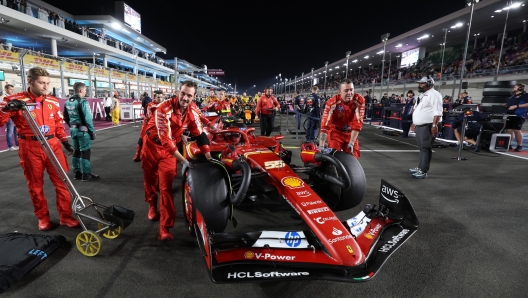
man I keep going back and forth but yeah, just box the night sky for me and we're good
[43,0,467,92]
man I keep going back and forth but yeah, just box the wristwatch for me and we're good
[432,124,437,127]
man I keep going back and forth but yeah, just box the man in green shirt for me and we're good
[63,82,100,181]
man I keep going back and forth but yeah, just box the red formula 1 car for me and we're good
[181,123,418,283]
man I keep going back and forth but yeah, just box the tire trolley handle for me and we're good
[21,103,83,207]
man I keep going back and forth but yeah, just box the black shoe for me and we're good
[73,172,82,180]
[82,174,100,182]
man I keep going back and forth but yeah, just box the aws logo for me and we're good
[381,185,399,204]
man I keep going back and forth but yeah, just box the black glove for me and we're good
[3,100,26,111]
[62,141,74,155]
[88,131,96,141]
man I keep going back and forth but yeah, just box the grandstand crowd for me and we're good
[293,29,528,94]
[0,0,218,83]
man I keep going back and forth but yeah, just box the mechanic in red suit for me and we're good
[142,80,212,240]
[133,91,165,162]
[0,67,78,230]
[206,89,231,114]
[319,80,365,159]
[255,87,280,136]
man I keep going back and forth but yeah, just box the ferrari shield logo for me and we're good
[30,112,36,119]
[281,177,304,189]
[48,104,52,110]
[346,245,354,254]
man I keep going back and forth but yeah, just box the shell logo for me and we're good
[281,176,304,189]
[244,251,254,259]
[365,233,374,239]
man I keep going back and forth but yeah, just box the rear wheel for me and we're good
[311,151,366,211]
[182,162,230,235]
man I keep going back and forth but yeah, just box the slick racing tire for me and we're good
[482,80,516,97]
[182,162,230,235]
[313,151,366,211]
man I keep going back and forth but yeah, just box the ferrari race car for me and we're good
[181,123,418,283]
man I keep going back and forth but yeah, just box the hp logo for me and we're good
[284,232,301,248]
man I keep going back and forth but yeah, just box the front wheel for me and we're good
[182,162,230,235]
[311,151,366,211]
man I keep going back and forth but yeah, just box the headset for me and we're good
[425,75,435,87]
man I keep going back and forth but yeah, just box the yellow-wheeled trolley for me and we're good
[20,103,135,257]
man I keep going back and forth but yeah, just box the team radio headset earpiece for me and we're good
[425,75,434,87]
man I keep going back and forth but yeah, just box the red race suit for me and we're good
[320,93,365,158]
[207,99,231,114]
[141,96,210,228]
[0,91,74,221]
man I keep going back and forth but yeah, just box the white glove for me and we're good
[181,160,192,174]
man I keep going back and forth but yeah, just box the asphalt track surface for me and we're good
[1,113,527,298]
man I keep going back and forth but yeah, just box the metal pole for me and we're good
[438,28,448,91]
[109,69,113,99]
[324,62,328,91]
[174,57,179,92]
[294,76,297,93]
[125,72,129,98]
[451,77,457,100]
[495,0,511,81]
[458,1,476,96]
[19,49,29,91]
[93,55,98,98]
[380,41,387,100]
[345,52,351,79]
[311,68,314,89]
[386,52,392,95]
[453,117,468,161]
[88,65,94,98]
[60,58,65,98]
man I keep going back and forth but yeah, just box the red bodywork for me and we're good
[185,122,418,283]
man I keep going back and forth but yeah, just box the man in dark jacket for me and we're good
[141,92,152,116]
[305,86,321,143]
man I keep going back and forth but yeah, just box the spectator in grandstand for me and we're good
[409,76,443,179]
[63,82,99,182]
[0,67,78,231]
[1,84,19,151]
[305,86,321,143]
[255,87,280,136]
[103,93,112,121]
[319,80,365,159]
[401,90,416,138]
[293,90,304,131]
[110,93,120,125]
[141,80,212,241]
[505,83,528,152]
